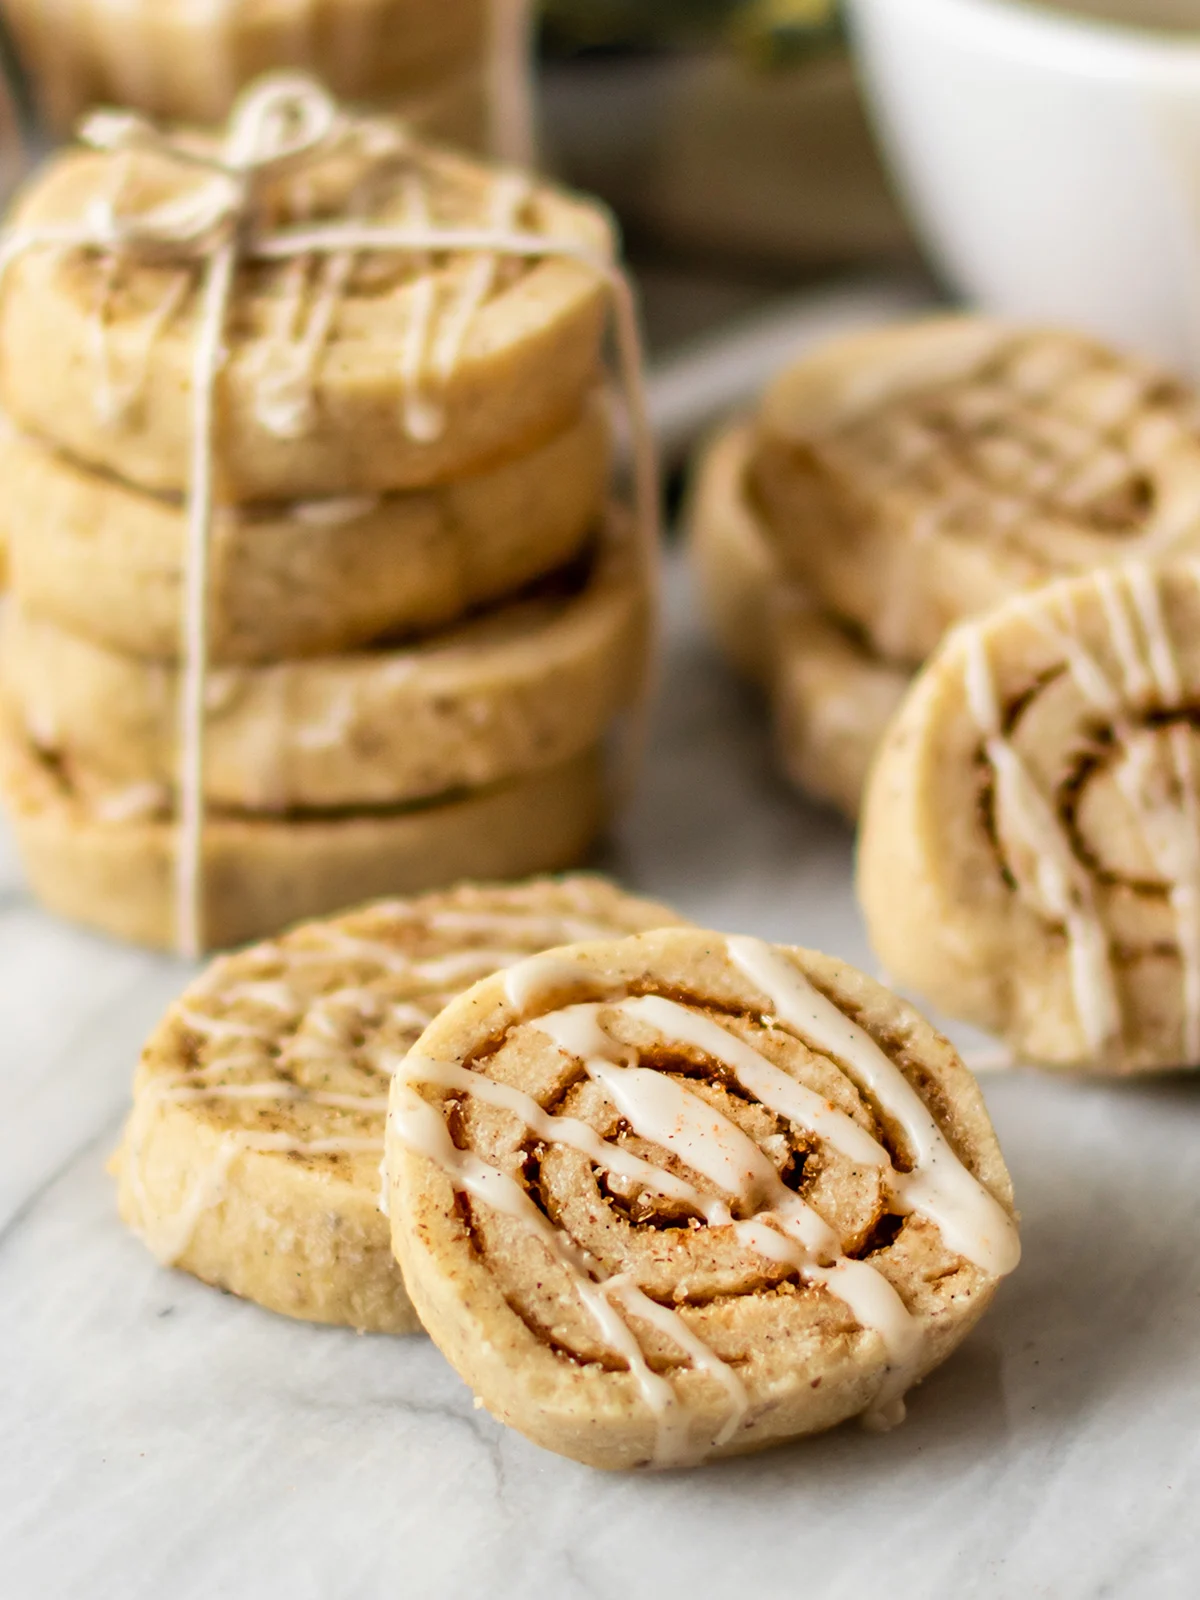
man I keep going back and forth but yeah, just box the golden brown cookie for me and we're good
[0,398,609,663]
[773,594,908,822]
[684,420,775,689]
[751,316,1200,665]
[388,926,1019,1468]
[0,127,613,498]
[0,727,609,950]
[684,418,907,817]
[113,875,684,1334]
[1,0,494,130]
[1,519,645,811]
[860,559,1200,1073]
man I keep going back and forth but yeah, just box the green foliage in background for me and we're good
[541,0,842,59]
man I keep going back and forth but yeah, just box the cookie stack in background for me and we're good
[0,0,536,158]
[0,75,657,953]
[687,315,1200,820]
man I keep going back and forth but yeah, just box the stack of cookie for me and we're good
[0,76,655,952]
[0,0,535,157]
[688,316,1200,819]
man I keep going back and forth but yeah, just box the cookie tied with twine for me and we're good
[0,73,660,957]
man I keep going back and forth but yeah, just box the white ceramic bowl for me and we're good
[847,0,1200,372]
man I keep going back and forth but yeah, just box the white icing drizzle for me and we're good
[724,939,1020,1277]
[428,909,620,944]
[617,994,891,1173]
[390,1081,693,1464]
[502,949,602,1014]
[962,625,1121,1056]
[407,948,527,985]
[91,781,170,824]
[402,1054,734,1226]
[394,941,1019,1459]
[1005,565,1200,1063]
[161,1083,390,1112]
[289,493,380,526]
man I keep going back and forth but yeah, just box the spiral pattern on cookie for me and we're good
[386,928,1018,1469]
[861,558,1200,1072]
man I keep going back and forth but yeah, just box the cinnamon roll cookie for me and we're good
[387,927,1019,1468]
[751,317,1200,666]
[1,518,646,811]
[0,730,610,950]
[113,876,682,1334]
[687,419,908,818]
[0,398,609,664]
[0,131,612,498]
[860,560,1200,1073]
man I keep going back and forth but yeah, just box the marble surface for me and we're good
[3,555,1200,1600]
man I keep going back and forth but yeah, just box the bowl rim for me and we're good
[848,0,1200,78]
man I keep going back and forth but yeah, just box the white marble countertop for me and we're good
[3,555,1199,1600]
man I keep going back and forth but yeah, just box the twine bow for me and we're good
[0,72,660,958]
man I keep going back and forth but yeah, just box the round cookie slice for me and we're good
[751,316,1200,665]
[387,926,1019,1468]
[772,594,908,822]
[0,125,614,498]
[0,729,611,951]
[685,420,776,689]
[113,875,683,1334]
[684,419,909,818]
[1,518,646,811]
[860,559,1200,1075]
[0,398,609,663]
[1,0,492,129]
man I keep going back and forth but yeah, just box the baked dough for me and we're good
[685,420,775,689]
[685,419,908,817]
[0,728,609,950]
[0,0,492,129]
[387,926,1019,1468]
[113,875,684,1333]
[773,594,908,822]
[860,559,1200,1073]
[0,398,609,663]
[0,133,613,497]
[751,316,1200,665]
[2,519,645,810]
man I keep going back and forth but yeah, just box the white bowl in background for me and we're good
[847,0,1200,373]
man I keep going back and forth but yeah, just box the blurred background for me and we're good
[539,0,915,349]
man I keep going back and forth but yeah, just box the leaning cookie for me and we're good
[113,877,684,1334]
[860,559,1200,1073]
[0,727,610,951]
[2,518,645,811]
[773,594,909,821]
[684,420,775,688]
[387,926,1019,1469]
[685,420,908,817]
[0,399,609,663]
[751,316,1200,665]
